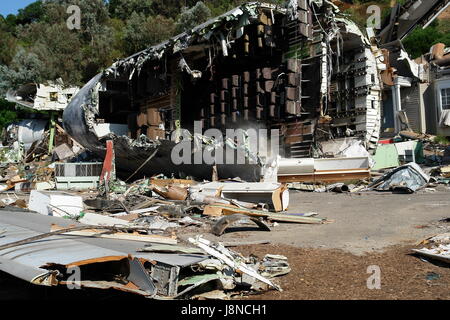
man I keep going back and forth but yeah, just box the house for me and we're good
[382,42,450,137]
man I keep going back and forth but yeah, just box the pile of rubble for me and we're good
[0,139,330,299]
[414,233,450,265]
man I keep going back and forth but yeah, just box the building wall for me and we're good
[400,82,427,133]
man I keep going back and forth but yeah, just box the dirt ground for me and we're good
[196,188,450,300]
[236,244,450,300]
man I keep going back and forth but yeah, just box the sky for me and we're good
[0,0,36,16]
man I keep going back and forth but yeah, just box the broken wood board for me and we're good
[50,224,177,244]
[203,204,325,224]
[114,206,160,216]
[221,240,271,247]
[278,157,371,183]
[152,185,188,201]
[278,171,371,183]
[190,182,289,212]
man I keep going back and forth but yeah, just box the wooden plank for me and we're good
[278,172,371,183]
[202,204,325,224]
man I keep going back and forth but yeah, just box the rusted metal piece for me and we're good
[99,140,115,196]
[152,185,188,201]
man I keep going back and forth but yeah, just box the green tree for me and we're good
[176,1,211,33]
[123,12,175,55]
[403,21,450,59]
[0,47,45,95]
[0,30,17,65]
[16,1,45,25]
[3,14,18,33]
[150,0,197,20]
[0,98,18,131]
[109,0,154,20]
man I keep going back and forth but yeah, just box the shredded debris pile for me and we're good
[413,233,450,264]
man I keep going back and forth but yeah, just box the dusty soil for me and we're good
[236,244,450,300]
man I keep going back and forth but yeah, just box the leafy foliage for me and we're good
[176,1,211,33]
[0,0,449,92]
[403,21,450,59]
[0,98,18,132]
[0,47,45,95]
[0,0,255,91]
[123,12,175,55]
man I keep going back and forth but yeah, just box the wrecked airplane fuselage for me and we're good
[63,1,385,181]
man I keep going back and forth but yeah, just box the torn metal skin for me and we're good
[63,1,385,181]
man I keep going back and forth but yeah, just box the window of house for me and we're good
[441,88,450,110]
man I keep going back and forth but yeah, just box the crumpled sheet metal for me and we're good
[0,220,211,298]
[106,2,286,77]
[63,73,105,153]
[370,162,430,193]
[0,210,221,299]
[0,222,156,296]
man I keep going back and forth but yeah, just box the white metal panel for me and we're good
[314,157,370,171]
[28,190,83,217]
[277,158,315,175]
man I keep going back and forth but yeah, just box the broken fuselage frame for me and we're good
[63,1,384,181]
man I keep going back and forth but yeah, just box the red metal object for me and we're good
[378,139,394,145]
[100,140,115,193]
